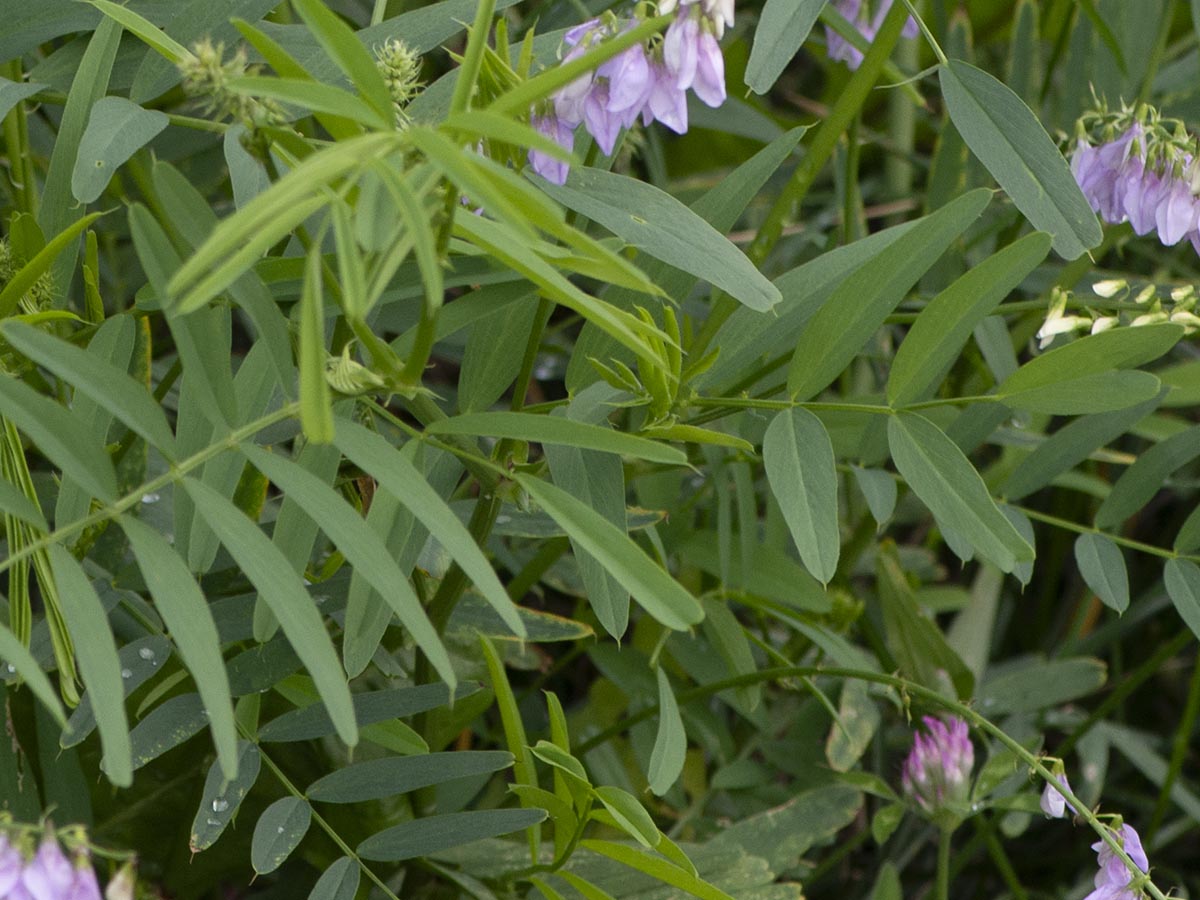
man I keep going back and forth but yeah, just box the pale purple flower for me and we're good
[599,43,655,127]
[583,81,622,155]
[1084,824,1149,900]
[901,715,974,814]
[528,114,574,185]
[0,834,23,895]
[644,61,689,134]
[563,18,601,47]
[664,13,701,90]
[1039,773,1077,818]
[104,863,136,900]
[22,837,75,900]
[1156,173,1199,245]
[554,45,593,128]
[66,858,102,900]
[691,29,726,107]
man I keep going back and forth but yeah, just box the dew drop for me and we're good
[141,492,161,504]
[205,817,221,827]
[212,798,229,813]
[495,515,512,524]
[4,663,15,675]
[314,595,329,606]
[138,647,155,661]
[276,826,284,834]
[120,668,132,679]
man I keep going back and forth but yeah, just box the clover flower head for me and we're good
[901,715,974,816]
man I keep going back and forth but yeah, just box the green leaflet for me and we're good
[888,232,1051,406]
[940,58,1102,259]
[745,0,828,94]
[517,474,704,631]
[1074,533,1130,614]
[763,408,840,584]
[787,189,990,400]
[888,413,1032,573]
[647,667,686,796]
[251,798,312,875]
[537,167,781,313]
[70,97,167,203]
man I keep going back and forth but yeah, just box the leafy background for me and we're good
[0,0,1199,898]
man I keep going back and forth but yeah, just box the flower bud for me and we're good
[104,862,137,900]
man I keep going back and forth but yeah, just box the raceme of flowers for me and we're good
[0,828,131,900]
[528,0,734,185]
[1071,105,1200,255]
[825,0,919,70]
[900,715,974,818]
[1040,766,1153,899]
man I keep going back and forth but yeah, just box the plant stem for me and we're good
[936,828,952,900]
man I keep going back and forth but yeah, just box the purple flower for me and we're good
[664,13,701,90]
[554,45,593,128]
[22,837,75,900]
[691,29,726,107]
[644,61,689,134]
[1039,773,1077,819]
[1156,173,1199,245]
[563,17,601,47]
[599,43,655,127]
[0,834,23,895]
[1084,824,1149,900]
[582,81,623,155]
[528,114,574,185]
[66,857,102,900]
[901,716,974,815]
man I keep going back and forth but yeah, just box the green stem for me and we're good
[1147,648,1200,842]
[510,298,555,411]
[936,828,951,900]
[0,402,299,579]
[747,0,913,269]
[3,61,37,214]
[976,816,1028,900]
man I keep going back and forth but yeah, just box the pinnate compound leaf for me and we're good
[746,0,828,94]
[190,742,261,852]
[251,797,312,875]
[1074,533,1129,614]
[517,474,704,631]
[357,809,547,861]
[939,59,1101,259]
[788,189,990,399]
[71,97,167,203]
[763,408,840,584]
[887,413,1032,572]
[648,667,687,796]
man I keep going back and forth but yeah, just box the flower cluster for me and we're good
[179,39,286,131]
[529,1,733,185]
[825,0,918,70]
[0,832,114,900]
[1035,278,1200,350]
[1071,104,1200,255]
[901,715,974,818]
